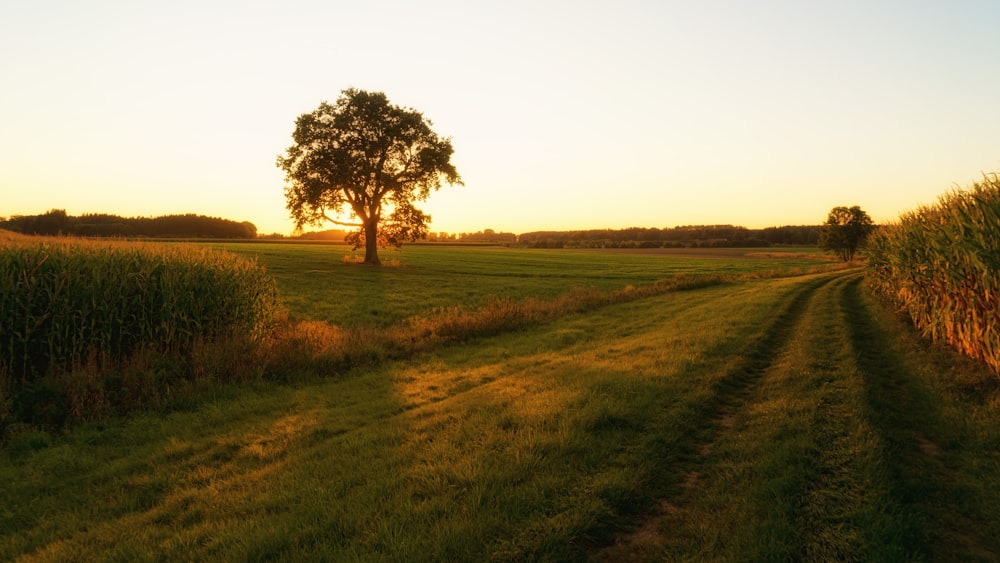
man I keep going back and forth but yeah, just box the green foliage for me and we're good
[278,89,462,264]
[866,173,1000,373]
[0,236,280,425]
[818,205,875,261]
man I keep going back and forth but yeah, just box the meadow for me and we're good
[211,242,829,326]
[2,242,999,561]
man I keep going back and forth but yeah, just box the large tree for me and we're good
[278,89,461,265]
[818,205,874,261]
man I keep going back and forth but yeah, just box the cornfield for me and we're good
[0,234,280,383]
[866,173,1000,373]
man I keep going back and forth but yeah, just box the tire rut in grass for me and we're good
[695,272,847,451]
[600,274,1000,561]
[591,271,850,559]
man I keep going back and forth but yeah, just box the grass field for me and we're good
[212,242,831,326]
[2,245,998,561]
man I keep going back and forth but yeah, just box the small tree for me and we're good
[278,89,462,265]
[818,205,874,261]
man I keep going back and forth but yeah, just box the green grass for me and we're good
[636,273,914,560]
[0,271,811,560]
[596,273,1000,561]
[212,243,829,326]
[2,246,998,560]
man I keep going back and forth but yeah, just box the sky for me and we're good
[2,0,999,236]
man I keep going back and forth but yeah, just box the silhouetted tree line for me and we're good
[1,210,258,239]
[458,229,518,244]
[517,225,821,249]
[296,229,349,241]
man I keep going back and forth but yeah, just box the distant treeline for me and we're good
[294,229,349,241]
[514,225,821,248]
[0,209,258,239]
[228,223,822,247]
[455,229,517,244]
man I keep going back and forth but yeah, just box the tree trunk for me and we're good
[363,219,381,265]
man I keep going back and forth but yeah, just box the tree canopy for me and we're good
[818,205,874,261]
[277,89,461,265]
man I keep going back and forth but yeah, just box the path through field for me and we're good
[594,271,1000,561]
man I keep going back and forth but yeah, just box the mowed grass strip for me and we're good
[1,272,843,561]
[605,273,1000,561]
[623,272,914,561]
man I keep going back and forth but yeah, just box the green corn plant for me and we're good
[866,173,1000,373]
[1,237,280,383]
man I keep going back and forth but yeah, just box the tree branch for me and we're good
[322,212,362,227]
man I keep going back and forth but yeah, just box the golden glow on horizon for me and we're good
[2,1,999,235]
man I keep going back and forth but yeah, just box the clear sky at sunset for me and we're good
[2,1,999,236]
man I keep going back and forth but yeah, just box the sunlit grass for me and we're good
[2,274,819,560]
[215,243,831,327]
[0,238,839,432]
[2,242,997,560]
[647,274,913,560]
